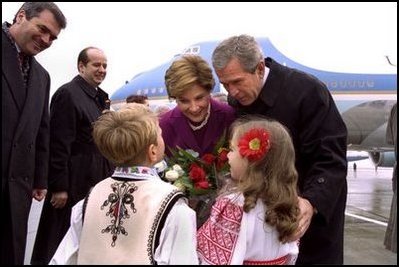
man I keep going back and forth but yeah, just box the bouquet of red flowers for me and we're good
[162,133,230,227]
[163,134,230,196]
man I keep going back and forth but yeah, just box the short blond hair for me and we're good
[92,104,159,166]
[165,55,215,99]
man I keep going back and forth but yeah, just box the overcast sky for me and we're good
[2,2,397,98]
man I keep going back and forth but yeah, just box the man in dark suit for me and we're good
[384,102,397,253]
[31,46,115,265]
[1,2,67,265]
[212,34,348,264]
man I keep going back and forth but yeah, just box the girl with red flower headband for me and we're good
[197,116,300,265]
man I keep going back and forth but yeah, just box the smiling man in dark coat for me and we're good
[212,34,348,265]
[1,3,66,265]
[31,47,115,265]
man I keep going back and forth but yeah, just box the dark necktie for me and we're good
[18,52,25,67]
[18,52,29,86]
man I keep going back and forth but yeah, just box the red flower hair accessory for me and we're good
[238,128,271,161]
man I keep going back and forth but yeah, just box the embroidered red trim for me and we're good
[243,254,288,265]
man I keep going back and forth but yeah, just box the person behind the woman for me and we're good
[126,94,149,107]
[197,116,300,265]
[159,55,236,157]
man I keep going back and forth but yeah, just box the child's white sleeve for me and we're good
[154,198,199,265]
[49,200,84,265]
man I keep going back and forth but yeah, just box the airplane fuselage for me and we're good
[110,37,397,167]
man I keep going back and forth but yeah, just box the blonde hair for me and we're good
[92,104,159,166]
[165,55,215,99]
[230,116,299,243]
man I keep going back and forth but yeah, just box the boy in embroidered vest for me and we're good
[197,116,299,265]
[49,104,199,264]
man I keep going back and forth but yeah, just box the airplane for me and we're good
[110,37,397,168]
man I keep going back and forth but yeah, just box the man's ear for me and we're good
[257,60,265,78]
[15,10,26,24]
[78,61,84,73]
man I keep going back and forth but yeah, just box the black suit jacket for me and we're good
[30,75,115,265]
[47,75,114,202]
[2,30,50,264]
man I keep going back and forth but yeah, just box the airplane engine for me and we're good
[368,151,396,167]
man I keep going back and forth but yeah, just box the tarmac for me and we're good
[344,158,397,265]
[24,156,397,265]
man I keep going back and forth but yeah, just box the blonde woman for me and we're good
[160,55,236,157]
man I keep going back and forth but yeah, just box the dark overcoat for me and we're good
[2,31,50,264]
[31,75,114,264]
[229,58,348,264]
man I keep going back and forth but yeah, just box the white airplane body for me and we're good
[111,38,397,167]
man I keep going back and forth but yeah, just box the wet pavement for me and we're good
[24,157,397,265]
[344,158,397,265]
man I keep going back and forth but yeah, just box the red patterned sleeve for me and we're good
[197,197,243,265]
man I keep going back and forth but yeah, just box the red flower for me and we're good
[189,163,207,183]
[164,132,230,196]
[195,180,210,189]
[238,128,271,161]
[201,153,216,165]
[216,148,229,171]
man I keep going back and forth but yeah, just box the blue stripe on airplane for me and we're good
[111,38,397,101]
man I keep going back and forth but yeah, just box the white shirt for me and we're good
[50,166,199,265]
[50,198,198,265]
[197,193,298,265]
